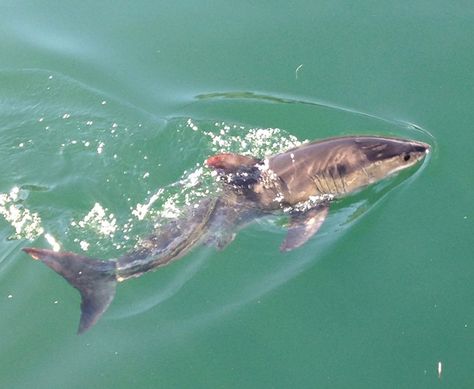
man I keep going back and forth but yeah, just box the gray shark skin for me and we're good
[23,135,430,333]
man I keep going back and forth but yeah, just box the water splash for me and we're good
[0,187,44,240]
[129,119,305,224]
[195,119,305,157]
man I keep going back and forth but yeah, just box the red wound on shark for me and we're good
[206,153,260,173]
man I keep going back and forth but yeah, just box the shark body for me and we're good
[23,135,430,333]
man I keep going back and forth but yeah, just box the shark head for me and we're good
[264,136,430,203]
[354,137,430,179]
[337,136,430,193]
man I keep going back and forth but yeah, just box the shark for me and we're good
[23,135,430,333]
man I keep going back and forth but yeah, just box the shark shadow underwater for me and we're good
[23,135,430,333]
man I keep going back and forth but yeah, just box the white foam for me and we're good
[0,188,44,240]
[77,202,117,237]
[44,233,61,252]
[132,189,163,220]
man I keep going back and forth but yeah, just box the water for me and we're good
[1,1,474,388]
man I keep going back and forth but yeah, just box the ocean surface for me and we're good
[1,1,473,388]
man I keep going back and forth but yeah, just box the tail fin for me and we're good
[23,248,117,334]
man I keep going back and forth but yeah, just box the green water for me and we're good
[1,1,473,388]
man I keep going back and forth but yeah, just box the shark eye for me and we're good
[403,153,411,162]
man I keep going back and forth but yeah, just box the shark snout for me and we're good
[412,140,430,154]
[410,140,431,163]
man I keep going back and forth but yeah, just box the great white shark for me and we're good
[23,135,430,333]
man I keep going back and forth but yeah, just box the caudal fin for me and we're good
[23,247,117,334]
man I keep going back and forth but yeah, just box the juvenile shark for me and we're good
[23,135,430,333]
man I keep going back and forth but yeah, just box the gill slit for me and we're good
[312,174,325,194]
[328,170,339,193]
[337,166,347,194]
[361,166,371,181]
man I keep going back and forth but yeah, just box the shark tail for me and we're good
[23,247,117,334]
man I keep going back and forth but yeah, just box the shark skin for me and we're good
[23,135,430,333]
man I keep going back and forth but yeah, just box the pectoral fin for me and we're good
[280,205,329,252]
